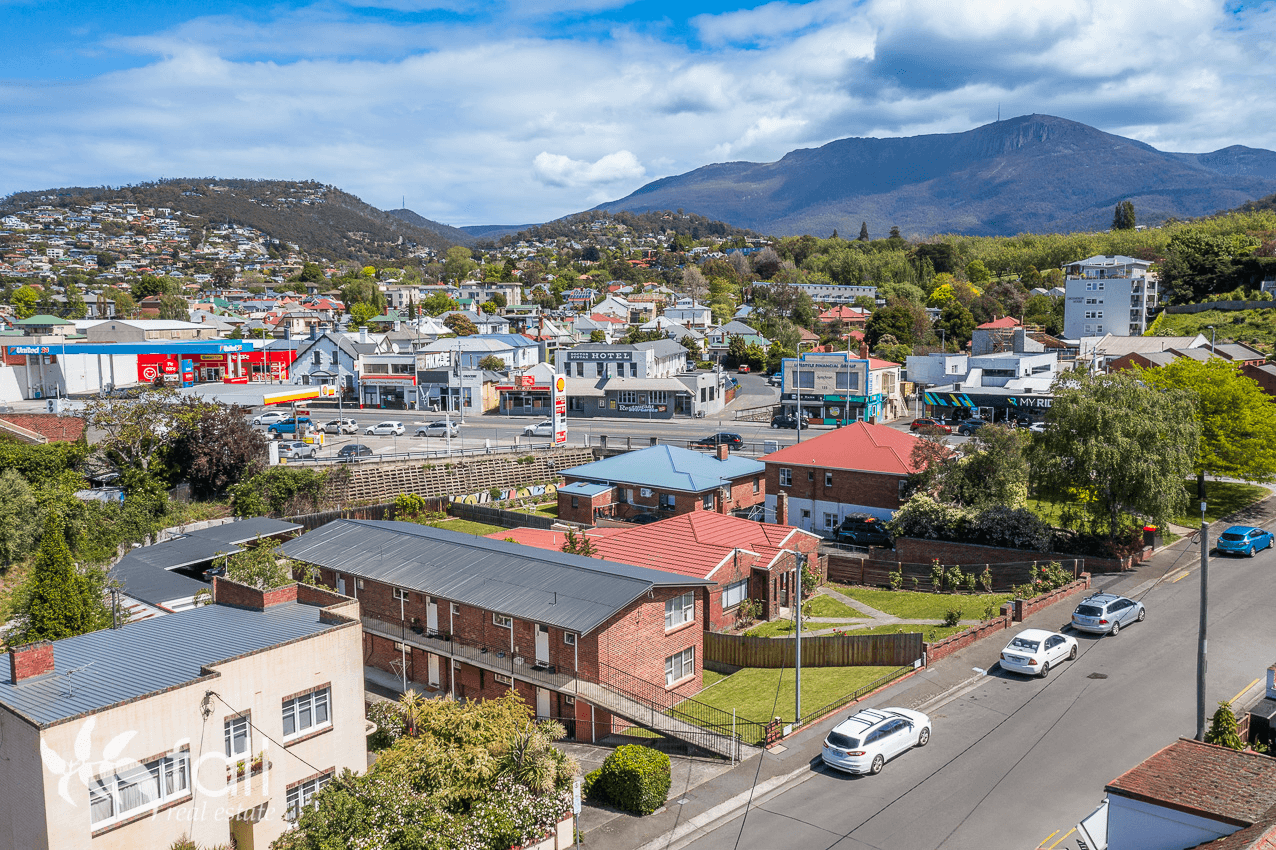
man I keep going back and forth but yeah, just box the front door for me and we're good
[336,576,346,595]
[535,624,550,667]
[536,687,550,720]
[427,599,439,635]
[427,653,440,687]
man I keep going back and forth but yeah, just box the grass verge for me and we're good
[687,666,901,727]
[830,585,1010,620]
[802,594,861,618]
[1172,481,1269,525]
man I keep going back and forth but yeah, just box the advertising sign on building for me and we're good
[553,374,567,445]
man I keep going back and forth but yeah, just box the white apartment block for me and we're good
[1063,255,1157,338]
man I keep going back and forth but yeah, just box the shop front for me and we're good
[498,375,552,416]
[780,391,884,425]
[360,375,417,409]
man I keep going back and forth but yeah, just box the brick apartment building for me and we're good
[281,519,714,742]
[0,579,364,850]
[761,421,925,537]
[491,512,823,630]
[556,444,765,525]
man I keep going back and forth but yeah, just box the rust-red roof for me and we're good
[977,316,1021,329]
[760,421,922,475]
[1107,739,1276,828]
[0,414,85,443]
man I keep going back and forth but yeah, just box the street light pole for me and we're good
[1196,501,1209,740]
[794,554,803,726]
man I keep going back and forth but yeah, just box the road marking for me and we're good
[1231,677,1263,706]
[1036,829,1059,848]
[1172,570,1192,583]
[1046,827,1076,850]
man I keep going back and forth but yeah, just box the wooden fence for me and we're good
[285,499,447,531]
[704,630,924,669]
[449,501,573,530]
[826,553,1085,592]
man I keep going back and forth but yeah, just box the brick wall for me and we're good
[213,577,300,610]
[9,641,54,682]
[1017,575,1091,620]
[590,586,704,700]
[925,613,1013,664]
[557,489,612,525]
[1244,364,1276,399]
[766,463,906,512]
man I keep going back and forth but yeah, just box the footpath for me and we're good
[579,498,1276,850]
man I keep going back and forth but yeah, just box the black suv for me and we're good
[834,514,892,547]
[770,413,810,430]
[694,433,744,451]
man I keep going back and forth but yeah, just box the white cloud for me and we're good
[532,150,646,188]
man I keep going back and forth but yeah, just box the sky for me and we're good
[2,0,1276,227]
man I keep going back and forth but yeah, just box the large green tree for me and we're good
[0,469,37,566]
[1139,358,1276,498]
[166,400,267,498]
[12,513,112,643]
[1112,200,1137,231]
[12,285,39,319]
[1030,371,1198,539]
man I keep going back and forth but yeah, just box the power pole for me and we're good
[794,553,803,725]
[1196,504,1209,740]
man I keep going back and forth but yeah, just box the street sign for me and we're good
[552,374,567,445]
[572,778,582,815]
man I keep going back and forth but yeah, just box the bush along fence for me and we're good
[703,631,923,669]
[826,551,1085,592]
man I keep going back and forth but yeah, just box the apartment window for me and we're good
[285,772,332,821]
[494,673,513,686]
[392,587,409,602]
[722,579,748,609]
[571,496,579,509]
[665,591,695,629]
[618,391,638,404]
[659,493,675,509]
[89,752,190,827]
[329,351,339,366]
[824,512,838,530]
[564,632,577,646]
[702,493,715,510]
[493,613,513,628]
[451,602,461,615]
[825,472,833,487]
[224,714,250,759]
[808,470,815,481]
[282,687,331,739]
[798,371,815,388]
[629,362,638,377]
[753,476,760,494]
[1084,310,1103,320]
[665,647,695,686]
[618,488,632,504]
[801,509,811,519]
[779,468,792,487]
[312,351,322,365]
[575,362,584,377]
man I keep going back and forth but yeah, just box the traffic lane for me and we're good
[684,546,1276,850]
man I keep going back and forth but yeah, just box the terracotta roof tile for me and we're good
[760,422,923,475]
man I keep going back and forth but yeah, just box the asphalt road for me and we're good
[678,535,1276,850]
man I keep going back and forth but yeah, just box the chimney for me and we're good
[9,641,55,683]
[776,492,788,526]
[717,488,729,514]
[394,320,401,332]
[716,444,729,462]
[309,322,319,341]
[360,326,369,344]
[858,341,870,360]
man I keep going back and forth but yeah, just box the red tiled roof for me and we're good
[0,414,85,443]
[1107,739,1276,828]
[819,306,870,322]
[977,316,1021,329]
[589,313,625,324]
[490,513,817,582]
[868,357,900,370]
[760,421,922,475]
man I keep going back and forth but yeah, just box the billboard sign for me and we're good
[553,374,567,445]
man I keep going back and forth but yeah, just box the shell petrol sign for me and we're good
[553,374,567,445]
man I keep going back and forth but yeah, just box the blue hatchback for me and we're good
[1217,526,1275,557]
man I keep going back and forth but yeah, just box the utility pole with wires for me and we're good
[1196,501,1209,740]
[793,552,804,725]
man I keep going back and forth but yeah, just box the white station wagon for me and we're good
[821,707,931,775]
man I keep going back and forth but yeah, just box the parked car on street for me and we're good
[821,707,931,775]
[267,416,312,436]
[336,444,373,460]
[1216,525,1275,557]
[365,421,405,436]
[522,418,554,437]
[277,440,317,460]
[693,432,744,450]
[770,413,810,429]
[909,417,952,434]
[252,410,289,426]
[957,418,989,436]
[834,514,892,547]
[320,418,359,435]
[1071,593,1145,635]
[415,420,460,437]
[999,629,1078,677]
[737,364,750,373]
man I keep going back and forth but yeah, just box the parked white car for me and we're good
[365,421,405,436]
[252,410,289,426]
[821,707,931,775]
[999,628,1078,678]
[415,420,459,437]
[522,418,554,437]
[320,418,359,435]
[277,440,317,459]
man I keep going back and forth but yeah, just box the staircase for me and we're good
[577,680,759,761]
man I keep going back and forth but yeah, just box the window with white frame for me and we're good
[618,390,638,404]
[493,613,513,628]
[702,492,714,510]
[659,492,675,509]
[564,632,577,646]
[779,468,792,487]
[722,579,748,609]
[824,512,839,530]
[224,714,250,759]
[285,772,332,821]
[665,647,694,686]
[665,591,695,629]
[652,391,668,404]
[90,751,190,827]
[312,351,322,365]
[329,350,339,366]
[753,476,760,494]
[825,472,833,487]
[451,602,461,615]
[494,673,513,686]
[282,687,331,739]
[392,587,409,602]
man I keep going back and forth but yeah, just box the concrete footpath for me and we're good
[583,501,1276,850]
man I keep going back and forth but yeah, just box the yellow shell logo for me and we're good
[556,376,565,392]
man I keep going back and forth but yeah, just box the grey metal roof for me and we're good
[187,517,302,547]
[560,445,764,494]
[280,520,711,635]
[0,602,338,727]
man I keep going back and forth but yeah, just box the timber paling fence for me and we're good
[704,630,924,669]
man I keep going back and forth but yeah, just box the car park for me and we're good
[415,420,460,437]
[523,418,554,437]
[365,421,405,436]
[336,444,373,460]
[770,413,811,429]
[834,514,892,547]
[320,418,359,435]
[957,418,989,436]
[821,707,931,775]
[252,410,289,426]
[999,629,1078,677]
[1216,525,1275,557]
[1071,592,1145,635]
[694,432,744,450]
[909,417,952,434]
[277,440,317,460]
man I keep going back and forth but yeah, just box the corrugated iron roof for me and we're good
[280,520,711,635]
[560,445,763,494]
[0,602,337,727]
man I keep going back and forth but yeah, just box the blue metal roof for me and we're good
[0,602,339,727]
[560,445,764,493]
[559,481,612,497]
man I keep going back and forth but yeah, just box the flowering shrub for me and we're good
[367,699,408,751]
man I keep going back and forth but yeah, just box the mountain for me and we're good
[1,179,460,260]
[594,115,1276,237]
[385,207,478,246]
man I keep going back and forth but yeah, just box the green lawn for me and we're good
[830,586,1010,620]
[802,595,861,618]
[687,666,902,727]
[841,623,973,641]
[1173,481,1269,526]
[702,669,727,689]
[428,519,505,537]
[745,618,864,638]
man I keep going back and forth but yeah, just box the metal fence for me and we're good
[798,664,917,727]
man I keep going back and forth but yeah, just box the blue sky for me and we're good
[3,0,1276,226]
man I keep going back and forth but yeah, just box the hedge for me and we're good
[584,744,671,816]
